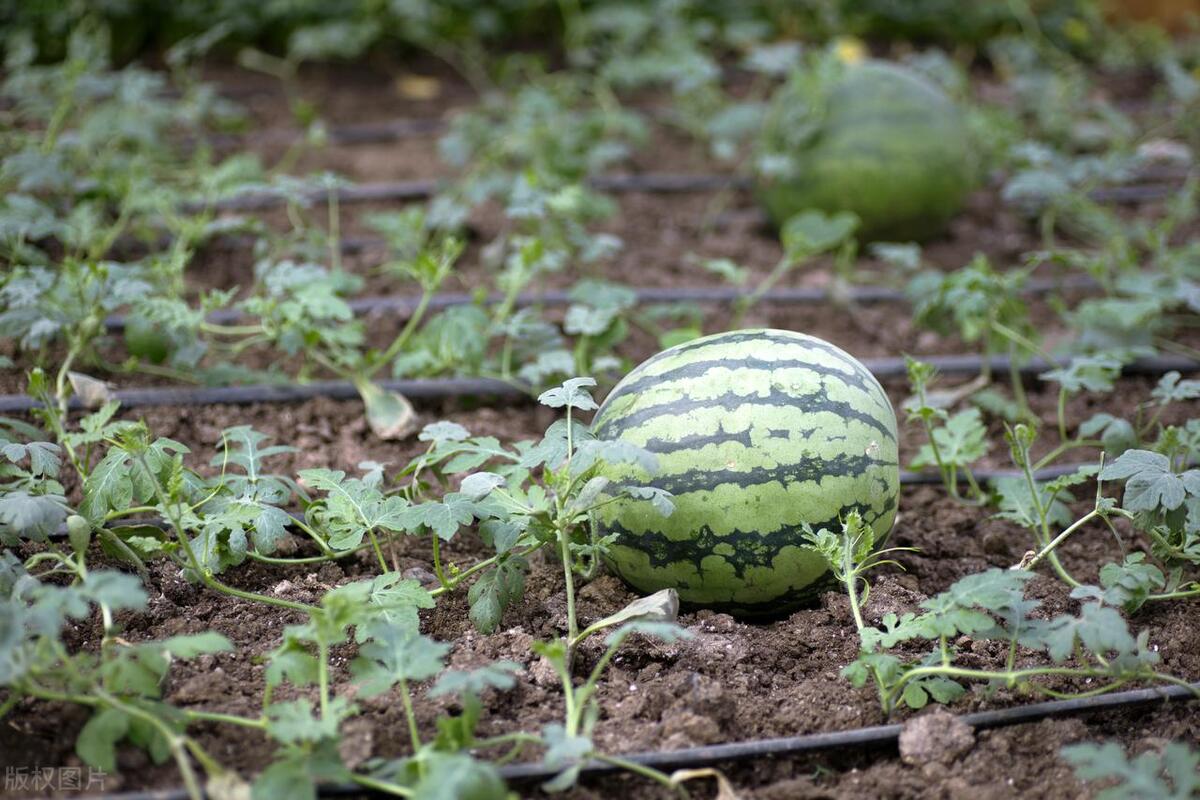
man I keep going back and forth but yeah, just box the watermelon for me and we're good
[756,60,973,242]
[591,329,899,617]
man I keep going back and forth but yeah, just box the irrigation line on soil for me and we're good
[201,173,1181,212]
[496,682,1200,782]
[209,117,445,148]
[79,683,1200,800]
[2,356,1195,414]
[100,276,1101,331]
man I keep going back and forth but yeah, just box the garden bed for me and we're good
[3,7,1200,800]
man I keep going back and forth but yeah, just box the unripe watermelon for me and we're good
[591,330,899,617]
[123,315,171,364]
[756,60,973,242]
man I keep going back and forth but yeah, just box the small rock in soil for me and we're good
[981,526,1014,556]
[401,566,437,586]
[661,710,721,748]
[529,655,559,687]
[899,709,976,766]
[338,717,375,770]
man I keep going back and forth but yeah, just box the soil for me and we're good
[3,60,1199,800]
[3,376,1199,799]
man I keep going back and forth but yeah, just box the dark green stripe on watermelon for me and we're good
[594,388,896,449]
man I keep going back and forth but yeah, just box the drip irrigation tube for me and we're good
[78,682,1200,800]
[1,355,1195,414]
[496,682,1200,783]
[209,117,445,148]
[0,377,522,414]
[201,173,1183,213]
[100,276,1101,332]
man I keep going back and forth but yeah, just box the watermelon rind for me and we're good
[756,60,974,243]
[591,329,900,618]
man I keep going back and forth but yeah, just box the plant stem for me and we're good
[364,525,390,573]
[1148,587,1200,602]
[367,286,434,379]
[1018,509,1100,571]
[132,451,315,611]
[592,755,677,788]
[1057,388,1069,443]
[398,677,422,754]
[559,522,580,647]
[96,688,208,800]
[1016,446,1081,588]
[431,535,448,588]
[884,664,1140,712]
[317,639,331,719]
[182,708,266,729]
[1007,342,1033,421]
[1032,439,1103,471]
[350,774,415,797]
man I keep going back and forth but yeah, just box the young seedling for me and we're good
[809,515,1194,716]
[730,208,859,327]
[533,588,693,791]
[904,357,990,504]
[1062,740,1200,800]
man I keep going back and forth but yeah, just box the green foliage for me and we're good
[1062,741,1200,800]
[913,408,991,472]
[845,566,1167,713]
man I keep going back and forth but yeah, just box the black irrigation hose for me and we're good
[202,174,1183,212]
[79,683,1200,800]
[0,377,523,414]
[1,355,1195,414]
[100,276,1101,332]
[496,682,1200,783]
[208,117,445,149]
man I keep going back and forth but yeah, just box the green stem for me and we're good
[246,551,337,566]
[103,506,160,521]
[592,755,677,789]
[364,525,390,573]
[431,535,448,589]
[1008,342,1032,421]
[1057,388,1069,444]
[559,522,579,647]
[140,452,317,613]
[1148,587,1200,602]
[367,287,434,379]
[1019,509,1100,571]
[198,322,265,337]
[1032,439,1103,471]
[733,254,796,328]
[428,545,541,598]
[883,664,1138,712]
[182,708,266,729]
[328,186,341,274]
[317,639,331,720]
[94,689,207,800]
[398,677,422,754]
[350,774,415,798]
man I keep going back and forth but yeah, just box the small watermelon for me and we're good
[756,59,973,242]
[591,329,899,617]
[123,315,171,364]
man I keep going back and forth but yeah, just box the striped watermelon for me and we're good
[756,60,973,242]
[591,330,899,617]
